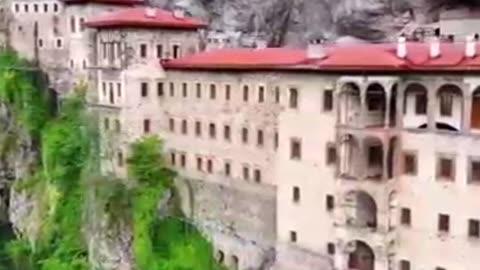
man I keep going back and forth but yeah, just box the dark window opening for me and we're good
[326,195,334,211]
[172,45,180,59]
[209,123,216,139]
[140,44,147,58]
[469,219,480,238]
[401,208,411,226]
[224,125,231,141]
[180,154,186,168]
[196,83,202,98]
[225,162,231,176]
[289,231,297,243]
[323,90,333,111]
[210,84,216,99]
[254,169,261,183]
[440,92,453,116]
[242,166,249,180]
[196,157,202,171]
[207,159,213,173]
[143,119,151,134]
[169,82,175,97]
[438,214,450,233]
[438,157,454,180]
[181,120,188,135]
[169,118,175,132]
[403,153,417,175]
[156,44,163,58]
[117,151,124,167]
[157,82,164,96]
[141,82,148,97]
[182,83,188,97]
[327,243,335,255]
[242,128,249,144]
[258,86,265,103]
[243,85,249,102]
[293,186,300,202]
[368,145,383,166]
[289,88,298,109]
[257,130,264,147]
[195,121,201,137]
[326,144,337,165]
[290,140,301,160]
[415,93,427,115]
[225,85,231,101]
[399,260,411,270]
[275,87,280,104]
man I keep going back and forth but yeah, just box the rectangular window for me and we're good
[289,88,298,109]
[242,128,249,144]
[182,83,188,97]
[435,267,446,270]
[242,166,250,180]
[225,84,231,101]
[43,3,48,12]
[141,82,148,97]
[209,123,216,139]
[290,139,302,160]
[70,16,76,33]
[257,130,264,147]
[437,156,454,181]
[243,85,249,102]
[102,82,107,97]
[210,84,216,99]
[33,4,38,12]
[224,125,231,141]
[169,118,175,132]
[180,153,186,168]
[323,90,334,111]
[326,144,337,165]
[469,219,480,238]
[470,160,480,184]
[399,260,410,270]
[438,214,450,233]
[172,44,180,59]
[403,152,417,175]
[415,93,427,115]
[117,83,121,98]
[195,121,201,137]
[181,120,188,135]
[79,18,85,32]
[289,231,297,243]
[156,44,163,58]
[140,44,147,58]
[115,119,121,133]
[292,186,300,202]
[117,151,124,167]
[327,243,335,255]
[224,161,231,176]
[275,87,280,104]
[170,152,176,166]
[169,82,175,97]
[53,3,58,12]
[157,82,164,96]
[196,157,202,171]
[207,159,213,173]
[326,195,334,211]
[143,119,151,134]
[440,92,453,116]
[254,169,261,183]
[274,132,279,150]
[24,3,28,12]
[258,86,265,103]
[368,145,383,166]
[104,118,110,130]
[401,208,411,226]
[196,83,202,98]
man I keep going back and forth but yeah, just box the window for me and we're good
[274,132,279,150]
[195,121,201,137]
[53,3,58,12]
[169,82,175,97]
[401,208,411,226]
[257,130,264,147]
[292,186,300,202]
[289,88,298,109]
[224,161,231,176]
[258,86,265,103]
[224,125,231,141]
[141,82,148,97]
[56,38,63,48]
[327,243,335,255]
[83,60,87,69]
[169,118,175,132]
[403,152,417,175]
[326,195,334,211]
[275,87,280,104]
[115,119,121,132]
[209,123,216,139]
[143,119,151,134]
[469,219,480,238]
[181,120,188,135]
[109,83,114,104]
[438,214,450,233]
[290,139,302,160]
[210,84,216,99]
[172,44,180,59]
[140,44,147,58]
[156,44,163,58]
[225,84,231,101]
[435,267,446,270]
[117,151,124,167]
[207,159,213,173]
[102,82,107,97]
[14,4,19,12]
[70,16,76,33]
[254,169,261,183]
[38,39,43,48]
[242,166,250,180]
[104,118,110,130]
[368,145,383,166]
[326,144,337,165]
[437,156,454,181]
[399,260,410,270]
[170,152,176,166]
[182,83,188,97]
[439,92,453,116]
[24,4,28,12]
[196,83,202,98]
[79,18,85,32]
[241,128,249,144]
[33,4,38,12]
[43,3,48,12]
[196,157,203,171]
[415,93,427,115]
[323,90,333,111]
[180,153,186,168]
[289,231,297,243]
[157,82,164,96]
[243,85,249,102]
[470,160,480,183]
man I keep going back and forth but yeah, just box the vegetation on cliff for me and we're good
[0,50,223,270]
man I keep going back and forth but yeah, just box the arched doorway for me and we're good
[471,87,480,129]
[347,240,375,270]
[364,137,383,180]
[344,190,377,229]
[339,83,361,126]
[365,83,386,127]
[403,83,428,129]
[436,84,463,131]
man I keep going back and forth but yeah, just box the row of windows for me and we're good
[13,2,60,13]
[69,59,88,69]
[140,43,181,59]
[403,151,480,184]
[37,37,63,49]
[103,117,121,132]
[140,81,335,110]
[169,151,264,183]
[70,16,85,33]
[101,81,122,104]
[400,208,480,238]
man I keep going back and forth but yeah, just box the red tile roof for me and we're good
[84,7,207,29]
[162,42,480,72]
[62,0,143,5]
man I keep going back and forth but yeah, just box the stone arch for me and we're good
[230,255,239,270]
[173,178,195,219]
[436,84,463,131]
[216,250,225,263]
[347,240,375,270]
[344,190,377,229]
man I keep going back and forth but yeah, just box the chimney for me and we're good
[173,8,185,19]
[466,35,476,58]
[145,7,156,18]
[397,36,407,59]
[429,36,441,58]
[307,39,327,59]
